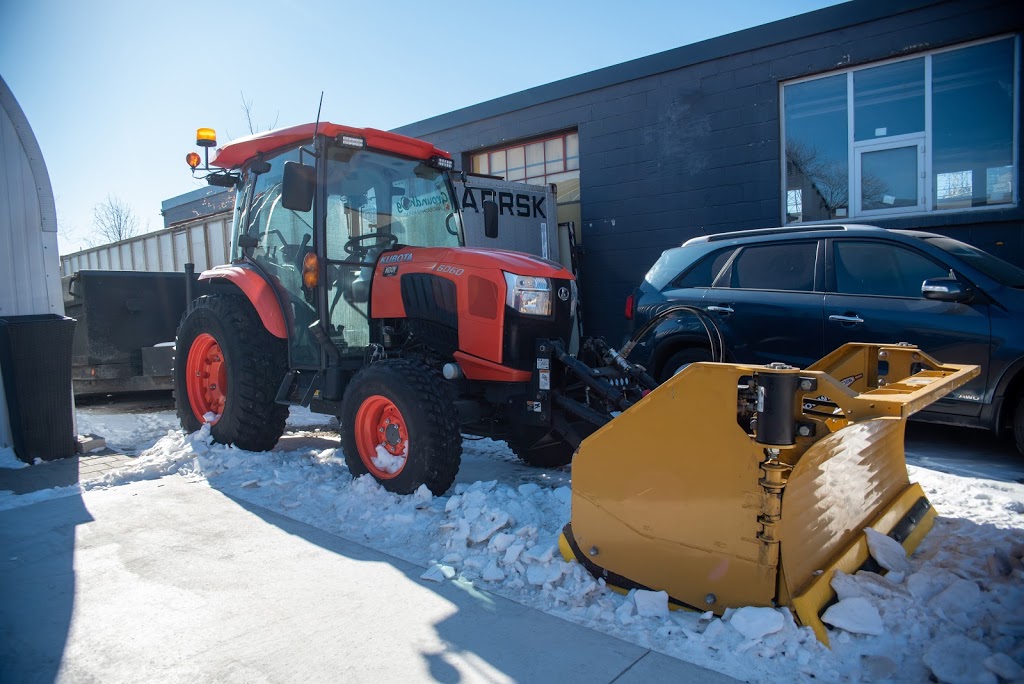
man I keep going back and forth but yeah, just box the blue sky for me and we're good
[1,0,842,254]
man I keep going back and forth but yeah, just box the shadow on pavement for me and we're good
[0,471,89,683]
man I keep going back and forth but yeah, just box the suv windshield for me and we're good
[925,236,1024,288]
[325,147,461,252]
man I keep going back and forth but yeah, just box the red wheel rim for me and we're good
[186,333,227,424]
[354,395,409,479]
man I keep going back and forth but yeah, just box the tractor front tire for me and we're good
[508,429,576,468]
[174,294,288,451]
[341,360,462,495]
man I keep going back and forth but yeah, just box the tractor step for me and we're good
[275,369,319,406]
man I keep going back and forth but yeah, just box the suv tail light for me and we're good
[624,292,635,320]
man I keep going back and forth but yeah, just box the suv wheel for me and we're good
[1013,397,1024,457]
[660,348,712,383]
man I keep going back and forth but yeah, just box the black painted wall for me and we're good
[397,0,1024,340]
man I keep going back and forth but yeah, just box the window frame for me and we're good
[826,238,953,299]
[469,130,580,204]
[780,34,1020,225]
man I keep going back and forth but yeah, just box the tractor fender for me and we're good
[198,265,287,339]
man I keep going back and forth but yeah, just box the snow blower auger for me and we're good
[559,342,979,646]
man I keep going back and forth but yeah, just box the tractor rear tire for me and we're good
[508,429,576,468]
[340,360,462,495]
[174,294,288,451]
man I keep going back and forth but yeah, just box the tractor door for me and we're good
[322,151,382,355]
[239,147,320,368]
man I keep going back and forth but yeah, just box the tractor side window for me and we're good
[247,147,315,271]
[245,146,318,367]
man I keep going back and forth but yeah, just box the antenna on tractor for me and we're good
[312,91,323,143]
[298,92,324,165]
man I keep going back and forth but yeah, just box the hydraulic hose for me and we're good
[620,304,725,367]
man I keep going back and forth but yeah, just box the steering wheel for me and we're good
[344,231,399,260]
[446,212,459,236]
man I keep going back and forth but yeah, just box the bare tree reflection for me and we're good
[786,140,888,219]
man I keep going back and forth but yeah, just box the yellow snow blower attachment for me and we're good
[559,343,978,646]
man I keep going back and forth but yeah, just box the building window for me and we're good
[782,36,1017,224]
[470,132,580,204]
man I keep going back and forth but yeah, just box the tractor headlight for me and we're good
[504,272,551,316]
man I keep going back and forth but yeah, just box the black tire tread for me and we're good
[174,294,288,452]
[341,359,462,495]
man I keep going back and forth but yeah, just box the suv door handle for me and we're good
[829,314,864,324]
[707,305,734,314]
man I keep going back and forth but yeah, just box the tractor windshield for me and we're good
[324,146,461,256]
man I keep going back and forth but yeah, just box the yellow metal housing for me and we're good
[560,343,976,644]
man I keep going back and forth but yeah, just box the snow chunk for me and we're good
[984,652,1024,681]
[413,485,432,504]
[488,532,517,553]
[526,564,550,586]
[924,636,995,684]
[615,598,636,625]
[523,541,556,564]
[907,567,959,601]
[517,483,540,496]
[420,564,456,583]
[503,543,525,565]
[864,527,911,575]
[633,590,670,618]
[729,607,784,640]
[445,494,462,513]
[468,510,510,544]
[480,561,505,582]
[930,579,981,627]
[371,445,405,474]
[861,655,898,680]
[821,597,884,636]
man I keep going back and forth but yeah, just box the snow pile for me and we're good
[2,405,1023,683]
[0,446,29,469]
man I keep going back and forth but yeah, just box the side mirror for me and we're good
[483,200,498,239]
[922,277,972,303]
[282,161,315,212]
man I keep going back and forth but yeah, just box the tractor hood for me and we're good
[426,247,573,279]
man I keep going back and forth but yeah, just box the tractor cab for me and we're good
[194,124,469,376]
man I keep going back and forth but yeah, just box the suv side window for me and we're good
[833,241,949,297]
[726,242,817,291]
[667,248,735,289]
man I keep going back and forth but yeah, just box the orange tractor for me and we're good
[177,123,654,495]
[179,123,979,642]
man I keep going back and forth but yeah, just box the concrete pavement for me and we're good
[0,474,740,683]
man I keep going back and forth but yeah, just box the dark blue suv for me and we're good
[623,225,1024,454]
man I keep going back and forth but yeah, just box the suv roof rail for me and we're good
[688,224,883,245]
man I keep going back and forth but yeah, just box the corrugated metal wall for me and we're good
[60,213,233,276]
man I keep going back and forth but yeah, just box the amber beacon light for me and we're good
[196,127,217,147]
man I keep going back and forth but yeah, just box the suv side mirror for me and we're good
[282,161,315,212]
[483,200,499,239]
[922,277,972,303]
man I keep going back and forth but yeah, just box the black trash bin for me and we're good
[0,314,77,464]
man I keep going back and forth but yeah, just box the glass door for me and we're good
[854,138,925,216]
